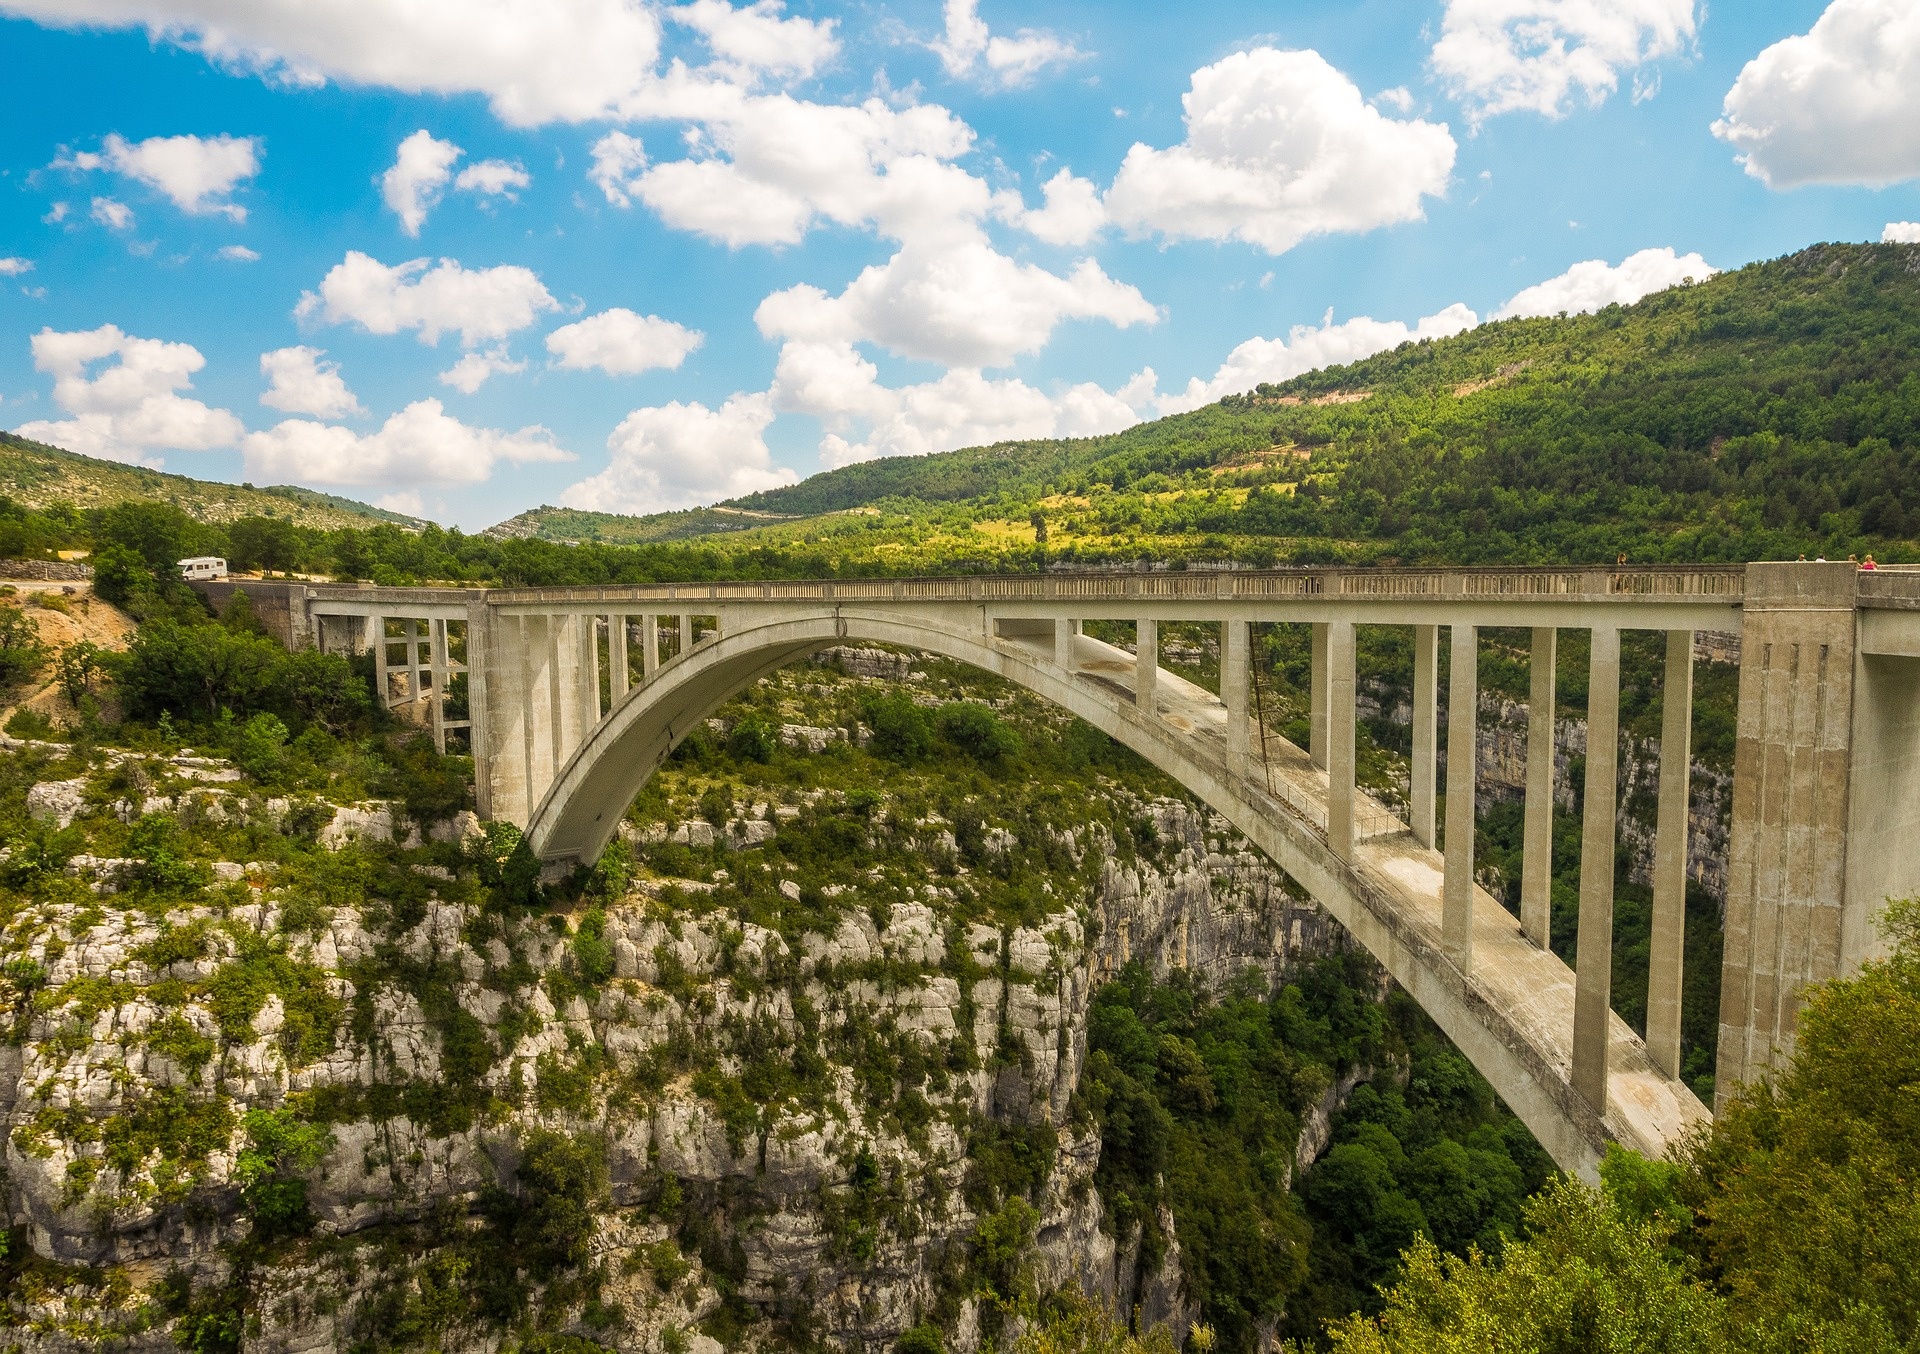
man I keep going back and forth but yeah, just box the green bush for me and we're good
[864,691,933,762]
[937,702,1020,761]
[726,714,778,763]
[229,712,289,784]
[511,1129,608,1277]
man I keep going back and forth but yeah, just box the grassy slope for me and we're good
[495,241,1920,567]
[0,433,426,531]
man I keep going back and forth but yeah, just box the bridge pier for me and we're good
[1411,624,1438,850]
[1443,624,1478,969]
[1522,628,1556,948]
[1573,626,1622,1111]
[1648,630,1694,1079]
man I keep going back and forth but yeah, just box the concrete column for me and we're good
[1443,624,1478,968]
[1328,621,1357,861]
[466,600,498,820]
[1222,621,1251,779]
[578,613,601,731]
[550,614,577,773]
[1136,618,1158,712]
[609,614,630,700]
[1522,627,1558,948]
[642,614,659,679]
[371,614,389,711]
[1719,561,1860,1104]
[1310,622,1330,769]
[1573,625,1622,1114]
[1055,618,1076,671]
[429,619,448,752]
[1646,629,1694,1080]
[678,613,693,656]
[1411,624,1438,849]
[406,620,423,721]
[524,614,555,803]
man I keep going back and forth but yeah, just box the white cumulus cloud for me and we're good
[930,0,1082,88]
[0,258,32,276]
[1886,222,1920,244]
[588,131,648,208]
[216,244,260,261]
[1713,0,1920,189]
[243,399,571,487]
[439,348,527,394]
[546,309,703,375]
[295,251,558,348]
[1104,48,1456,255]
[454,159,530,199]
[557,392,796,513]
[0,0,667,127]
[15,323,243,466]
[1495,246,1715,319]
[260,345,364,418]
[1156,305,1481,415]
[669,0,838,82]
[1003,169,1105,246]
[756,234,1156,369]
[90,196,134,230]
[629,89,981,247]
[56,132,260,219]
[380,130,461,236]
[1432,0,1699,123]
[771,339,1148,468]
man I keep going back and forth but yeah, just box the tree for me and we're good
[0,605,46,686]
[54,640,103,707]
[864,690,933,762]
[89,543,150,607]
[1318,1177,1731,1354]
[117,619,283,719]
[227,515,304,576]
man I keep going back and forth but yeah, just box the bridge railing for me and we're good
[454,564,1748,608]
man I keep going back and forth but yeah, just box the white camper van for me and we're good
[178,556,228,581]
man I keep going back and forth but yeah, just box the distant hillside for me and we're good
[0,433,427,531]
[484,240,1920,568]
[485,502,800,545]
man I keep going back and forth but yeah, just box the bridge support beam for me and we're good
[1574,625,1622,1113]
[642,615,659,680]
[1328,621,1357,861]
[1055,618,1075,671]
[578,615,601,730]
[1522,628,1557,948]
[1311,622,1329,770]
[1646,630,1694,1079]
[524,614,556,805]
[1411,624,1437,850]
[1223,621,1251,780]
[1137,619,1158,712]
[1719,561,1861,1104]
[610,614,629,700]
[1444,624,1478,968]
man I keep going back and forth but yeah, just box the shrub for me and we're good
[865,691,933,762]
[727,714,778,763]
[937,702,1020,761]
[229,712,289,784]
[0,605,46,686]
[512,1129,608,1277]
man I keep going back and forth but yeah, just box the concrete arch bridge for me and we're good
[218,561,1920,1178]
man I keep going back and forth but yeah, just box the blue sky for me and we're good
[1,0,1917,530]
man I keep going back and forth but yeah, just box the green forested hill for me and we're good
[0,433,427,532]
[497,240,1920,572]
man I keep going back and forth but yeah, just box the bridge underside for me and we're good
[522,605,1710,1177]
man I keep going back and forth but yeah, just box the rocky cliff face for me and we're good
[0,766,1340,1354]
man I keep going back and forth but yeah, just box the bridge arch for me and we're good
[523,605,1703,1177]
